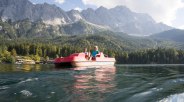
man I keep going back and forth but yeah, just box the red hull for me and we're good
[54,52,116,67]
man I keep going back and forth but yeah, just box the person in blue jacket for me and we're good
[91,46,99,60]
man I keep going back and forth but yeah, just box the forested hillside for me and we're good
[151,29,184,43]
[0,16,184,64]
[1,38,184,64]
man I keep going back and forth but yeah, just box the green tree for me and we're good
[11,49,17,57]
[33,55,40,62]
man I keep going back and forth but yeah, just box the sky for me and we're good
[29,0,184,29]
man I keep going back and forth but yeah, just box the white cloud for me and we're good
[179,25,184,29]
[74,7,82,12]
[172,7,184,28]
[54,0,65,4]
[82,0,184,26]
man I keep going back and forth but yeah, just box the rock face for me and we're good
[0,0,172,35]
[81,6,171,35]
[67,10,83,22]
[0,0,71,24]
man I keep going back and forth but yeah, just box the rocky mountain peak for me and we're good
[0,0,172,35]
[96,6,108,11]
[111,5,130,11]
[67,10,83,22]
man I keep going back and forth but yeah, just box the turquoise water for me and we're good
[0,64,184,102]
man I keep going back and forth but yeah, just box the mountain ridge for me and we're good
[151,29,184,43]
[0,0,172,35]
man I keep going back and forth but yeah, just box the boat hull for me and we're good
[72,61,115,67]
[54,53,116,68]
[55,61,115,67]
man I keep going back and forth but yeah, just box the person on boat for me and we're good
[91,46,99,60]
[84,48,88,55]
[84,48,90,59]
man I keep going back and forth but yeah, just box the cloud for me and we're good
[172,7,184,28]
[179,25,184,29]
[74,7,82,12]
[82,0,184,26]
[54,0,65,4]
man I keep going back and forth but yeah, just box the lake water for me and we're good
[0,64,184,102]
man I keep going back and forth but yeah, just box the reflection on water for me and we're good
[0,64,184,102]
[0,64,54,72]
[94,66,116,92]
[72,66,116,101]
[22,65,32,72]
[21,64,41,72]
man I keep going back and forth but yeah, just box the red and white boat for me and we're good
[54,52,116,67]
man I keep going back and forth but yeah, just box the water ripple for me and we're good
[18,78,39,84]
[0,86,10,90]
[20,90,33,97]
[0,64,184,102]
[159,93,184,102]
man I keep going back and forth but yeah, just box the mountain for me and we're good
[0,0,71,25]
[2,29,184,52]
[0,18,109,38]
[1,17,184,51]
[0,0,171,35]
[50,32,156,51]
[67,10,83,22]
[151,29,184,43]
[61,20,109,35]
[81,6,171,35]
[0,31,156,51]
